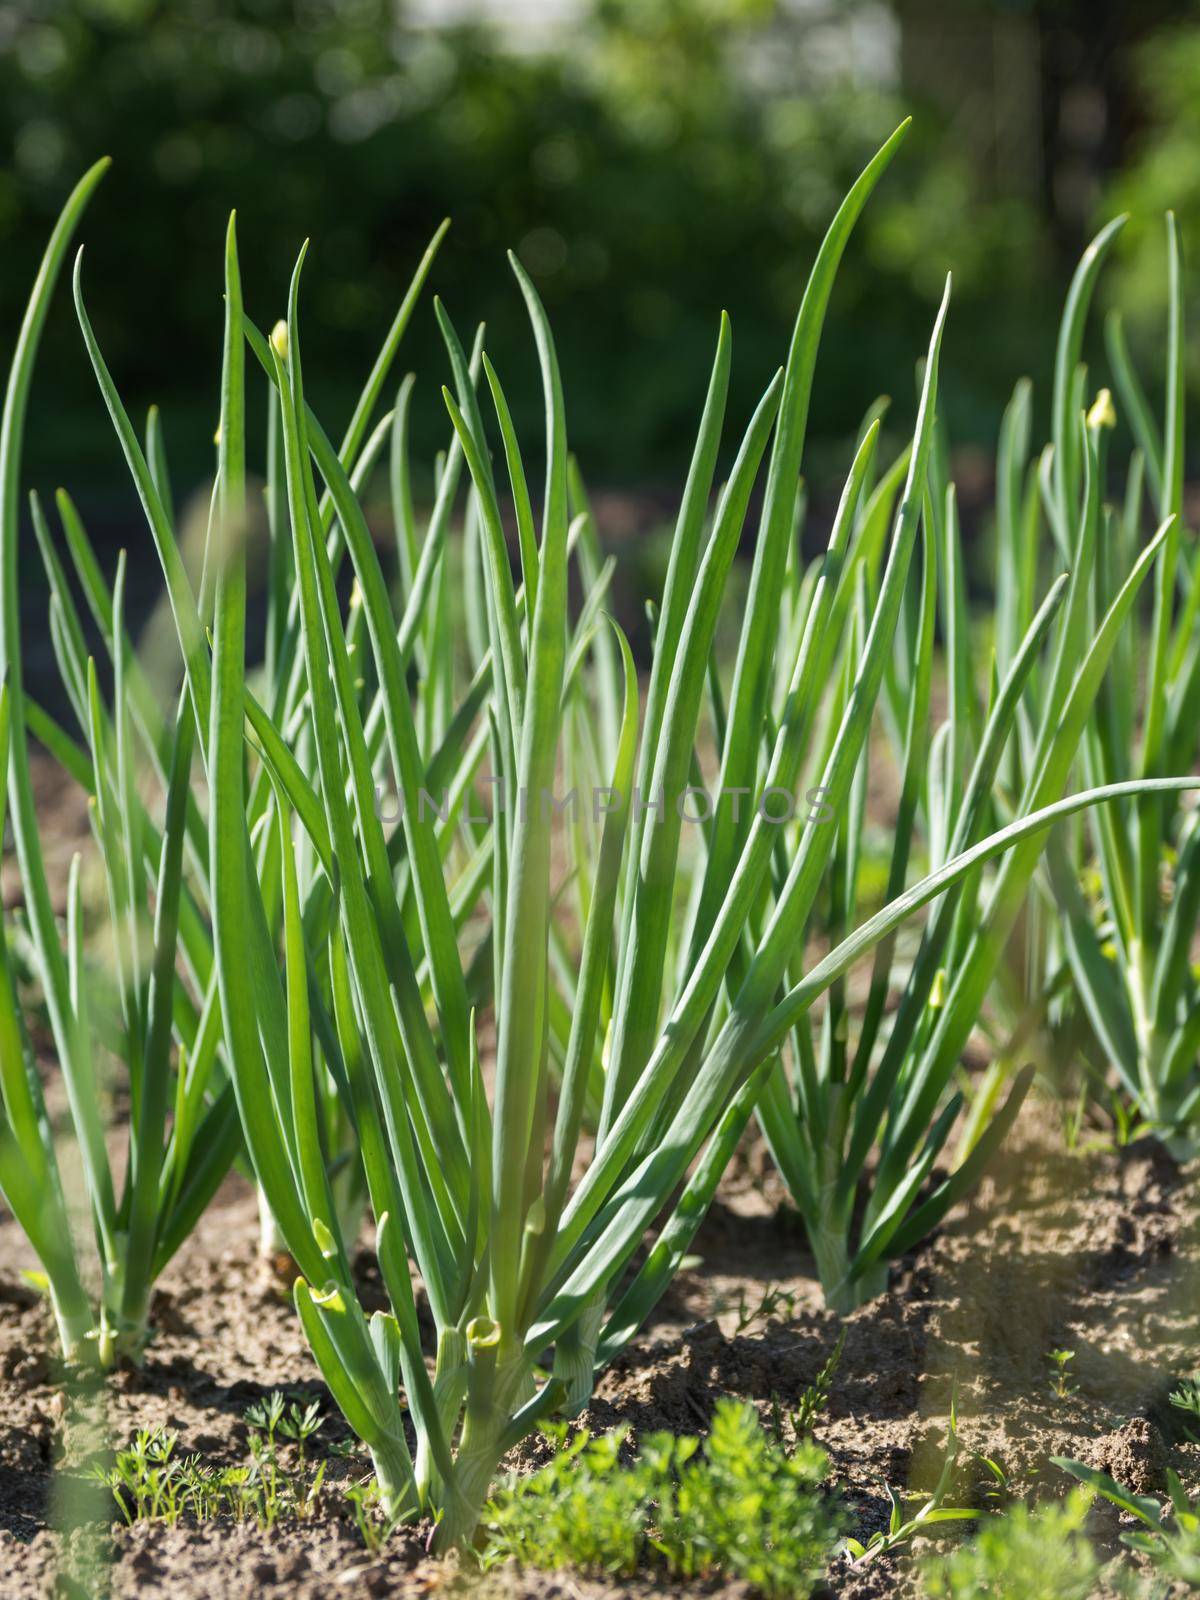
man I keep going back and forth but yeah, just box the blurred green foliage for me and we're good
[1104,17,1200,388]
[1,0,1067,503]
[924,1490,1098,1600]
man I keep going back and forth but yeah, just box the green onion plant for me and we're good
[6,132,1197,1540]
[0,162,451,1357]
[0,161,238,1365]
[210,125,1193,1538]
[758,210,1187,1309]
[992,213,1200,1155]
[1065,216,1200,1154]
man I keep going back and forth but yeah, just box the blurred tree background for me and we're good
[0,0,1194,523]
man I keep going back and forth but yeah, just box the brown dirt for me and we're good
[3,755,1198,1596]
[0,1105,1197,1599]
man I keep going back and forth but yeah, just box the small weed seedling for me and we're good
[967,1448,1011,1508]
[770,1326,847,1445]
[1169,1374,1200,1441]
[840,1402,977,1565]
[1048,1349,1078,1401]
[344,1480,401,1555]
[242,1393,327,1527]
[482,1398,844,1598]
[97,1394,329,1531]
[246,1392,323,1462]
[923,1489,1098,1600]
[99,1428,196,1526]
[1056,1455,1200,1588]
[727,1282,798,1334]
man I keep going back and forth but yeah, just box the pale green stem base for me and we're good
[257,1184,286,1259]
[370,1432,420,1525]
[415,1326,468,1506]
[810,1214,887,1316]
[433,1432,502,1551]
[109,1275,155,1369]
[552,1296,605,1415]
[432,1349,530,1551]
[49,1286,100,1369]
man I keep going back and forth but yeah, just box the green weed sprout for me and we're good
[1169,1373,1200,1440]
[96,1398,328,1529]
[1048,1349,1078,1400]
[483,1398,842,1598]
[841,1400,977,1564]
[924,1488,1098,1600]
[1056,1455,1200,1588]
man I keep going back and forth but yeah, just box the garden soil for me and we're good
[1,769,1198,1598]
[0,1108,1195,1597]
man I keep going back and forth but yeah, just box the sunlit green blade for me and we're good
[208,215,326,1287]
[295,1277,417,1514]
[846,501,938,1087]
[338,218,450,469]
[73,252,211,743]
[1047,842,1140,1095]
[549,279,949,1292]
[566,463,622,776]
[244,686,334,878]
[870,1066,1035,1267]
[112,553,148,1062]
[65,848,119,1262]
[0,690,69,1242]
[275,782,340,1239]
[1150,816,1200,1040]
[1135,213,1185,945]
[764,779,1200,1073]
[489,251,571,1340]
[706,121,910,889]
[300,266,468,1201]
[847,1094,960,1278]
[841,568,1070,1196]
[1104,310,1164,507]
[595,1058,771,1365]
[483,353,538,622]
[625,314,731,872]
[121,692,195,1330]
[884,517,1174,1172]
[286,337,473,1105]
[152,1087,242,1278]
[1051,214,1125,541]
[389,371,419,594]
[601,367,783,1131]
[994,378,1034,683]
[525,620,638,1310]
[0,161,109,1231]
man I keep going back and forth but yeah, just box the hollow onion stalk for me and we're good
[192,126,1195,1541]
[0,162,240,1363]
[755,203,1197,1308]
[995,213,1200,1155]
[0,168,457,1357]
